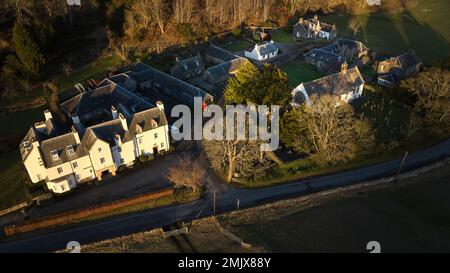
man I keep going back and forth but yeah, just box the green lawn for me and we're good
[352,88,410,142]
[0,151,28,210]
[320,0,450,63]
[0,105,46,137]
[57,55,122,91]
[224,39,253,53]
[281,62,324,87]
[270,30,295,44]
[0,55,122,108]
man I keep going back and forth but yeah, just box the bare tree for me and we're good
[282,95,374,164]
[401,68,449,114]
[202,116,274,183]
[174,0,194,24]
[149,0,168,35]
[348,17,361,38]
[167,153,206,192]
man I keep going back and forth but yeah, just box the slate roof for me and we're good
[170,55,203,80]
[316,38,369,57]
[126,107,168,140]
[60,83,153,118]
[293,17,336,33]
[305,48,345,70]
[301,66,365,97]
[254,41,280,56]
[396,52,422,70]
[205,44,237,62]
[40,133,88,168]
[128,62,214,106]
[204,57,250,83]
[82,119,128,149]
[20,116,60,161]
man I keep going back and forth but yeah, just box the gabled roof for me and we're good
[205,57,250,83]
[170,55,203,80]
[396,52,422,70]
[128,62,214,106]
[253,41,280,56]
[126,107,167,140]
[294,17,336,33]
[83,119,128,148]
[205,44,236,62]
[300,66,365,97]
[60,83,153,118]
[305,48,345,70]
[40,133,88,168]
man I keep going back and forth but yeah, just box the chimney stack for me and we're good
[111,105,118,119]
[156,101,164,113]
[44,110,53,121]
[341,62,348,73]
[72,126,81,144]
[119,113,128,131]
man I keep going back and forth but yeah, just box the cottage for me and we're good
[376,52,422,88]
[304,48,345,73]
[321,38,369,60]
[304,38,370,73]
[244,41,280,61]
[292,63,365,106]
[203,57,251,86]
[293,16,337,41]
[170,54,204,81]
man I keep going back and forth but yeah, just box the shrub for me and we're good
[176,23,195,42]
[231,28,242,37]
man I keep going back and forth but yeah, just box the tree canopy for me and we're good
[224,62,291,106]
[281,95,374,165]
[12,19,45,77]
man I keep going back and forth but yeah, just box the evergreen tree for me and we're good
[12,19,45,77]
[224,62,291,106]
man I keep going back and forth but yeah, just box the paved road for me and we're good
[1,138,449,252]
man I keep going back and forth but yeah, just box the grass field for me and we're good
[221,160,450,252]
[321,0,450,63]
[0,151,28,210]
[270,30,295,44]
[281,62,324,87]
[223,39,253,53]
[352,88,410,142]
[0,105,46,137]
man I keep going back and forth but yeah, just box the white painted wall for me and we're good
[88,139,115,172]
[23,142,47,183]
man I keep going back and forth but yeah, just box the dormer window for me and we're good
[51,150,59,161]
[67,145,74,155]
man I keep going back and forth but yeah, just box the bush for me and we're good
[231,28,242,37]
[176,23,195,42]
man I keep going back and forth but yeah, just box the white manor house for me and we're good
[20,82,170,194]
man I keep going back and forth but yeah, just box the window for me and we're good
[138,138,143,144]
[141,149,145,155]
[51,150,59,160]
[154,133,158,139]
[161,143,164,148]
[100,158,105,164]
[72,162,78,169]
[120,158,124,164]
[67,145,74,155]
[98,147,102,153]
[57,167,63,174]
[61,185,65,191]
[118,147,122,152]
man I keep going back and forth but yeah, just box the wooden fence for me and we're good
[4,188,174,236]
